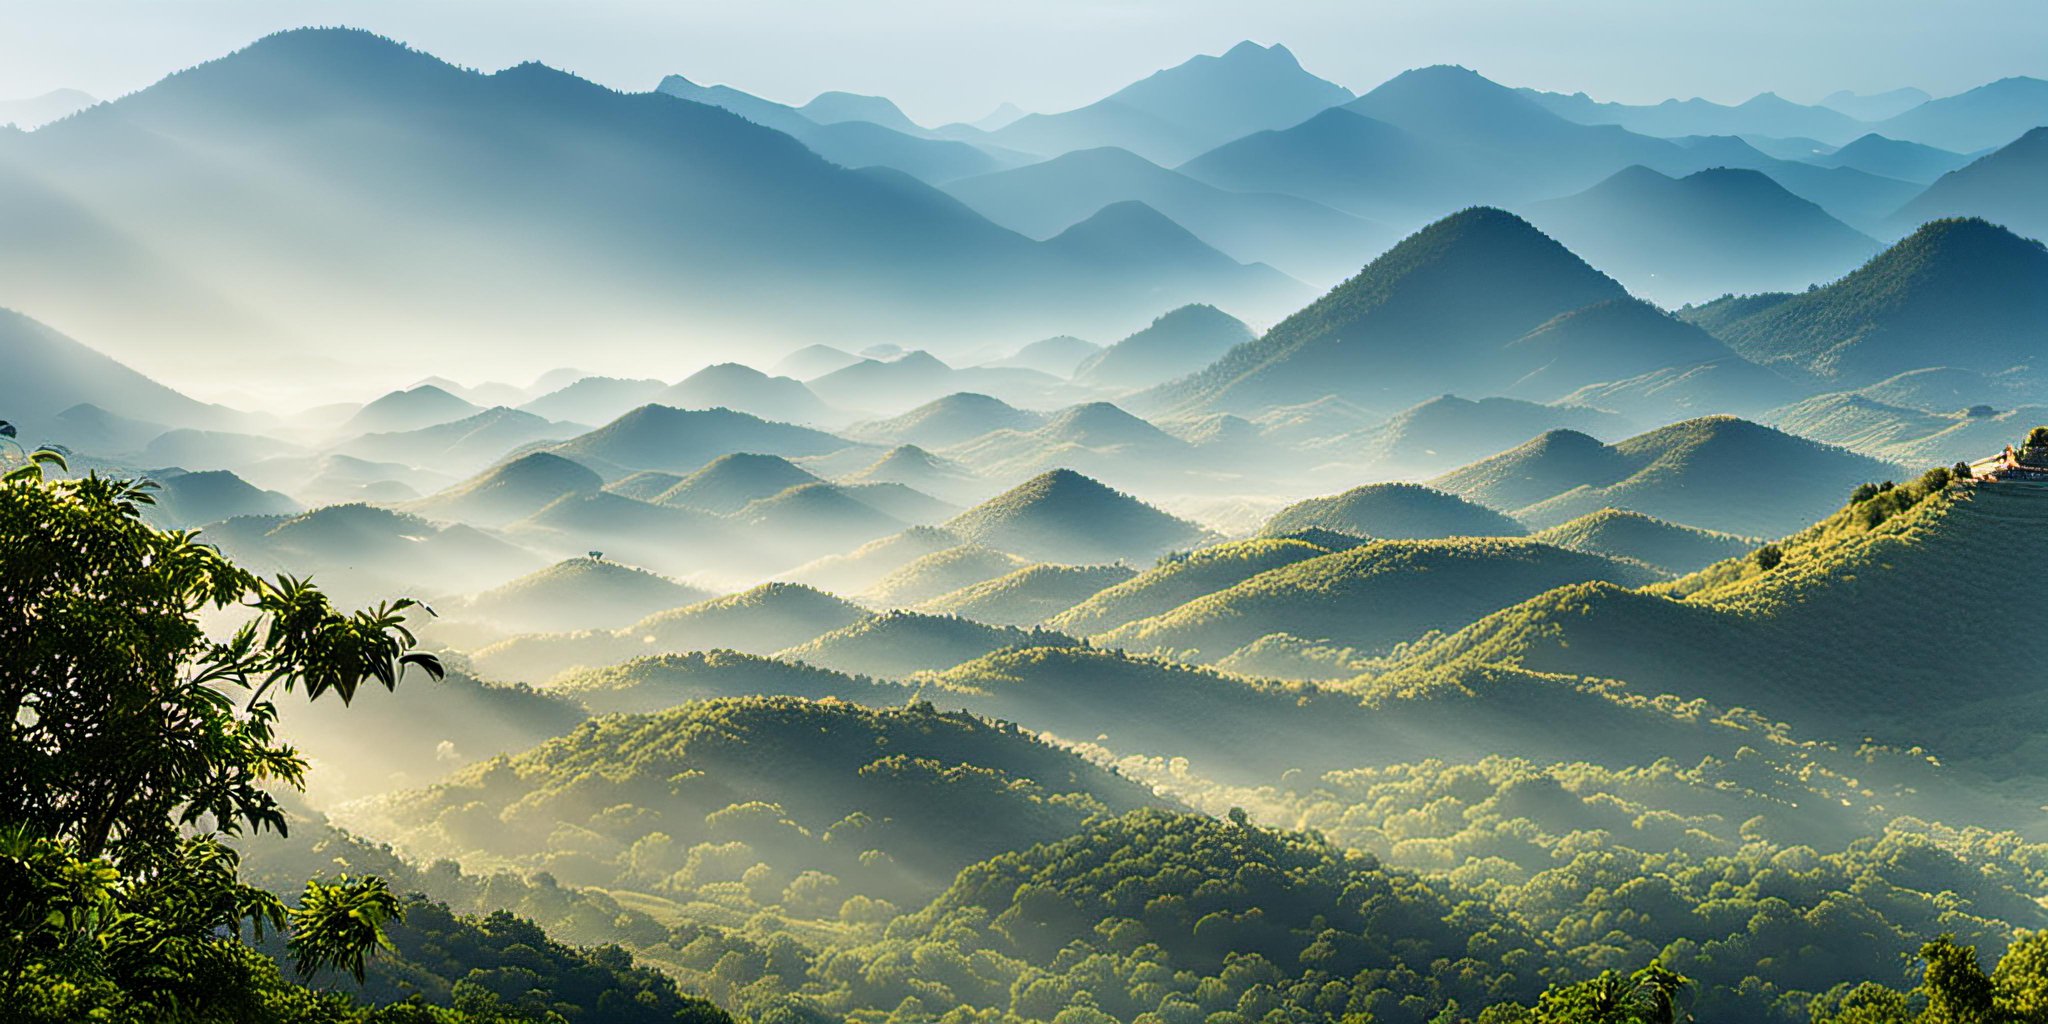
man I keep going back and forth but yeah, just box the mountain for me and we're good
[1530,508,1755,575]
[339,385,482,435]
[1073,304,1254,390]
[1554,357,1814,422]
[1497,297,1755,403]
[140,428,304,472]
[841,444,984,504]
[654,74,1011,183]
[860,544,1031,608]
[799,91,924,133]
[943,146,1387,283]
[654,452,822,514]
[1096,537,1653,661]
[467,582,869,684]
[1767,392,2048,466]
[206,503,543,602]
[1039,200,1308,305]
[335,406,580,476]
[410,451,604,526]
[1819,87,1931,122]
[1261,482,1527,539]
[981,335,1101,377]
[944,469,1212,563]
[1813,133,1971,184]
[984,41,1353,164]
[517,376,667,425]
[44,403,166,454]
[1522,88,1869,145]
[1177,107,1443,223]
[1046,536,1341,637]
[0,307,229,436]
[365,697,1163,913]
[940,402,1198,488]
[549,404,853,475]
[461,557,715,633]
[1523,166,1880,304]
[1333,393,1635,473]
[1145,208,1629,415]
[0,30,1301,387]
[1692,218,2048,384]
[771,343,862,380]
[780,525,964,596]
[654,363,834,425]
[495,489,726,577]
[917,563,1137,627]
[145,468,300,527]
[546,651,901,716]
[1430,416,1896,536]
[1891,128,2048,242]
[800,350,1071,413]
[733,481,909,557]
[0,88,96,128]
[1872,76,2048,152]
[848,392,1046,448]
[778,611,1070,679]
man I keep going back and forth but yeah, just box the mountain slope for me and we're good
[917,563,1137,627]
[1872,76,2048,152]
[549,405,852,475]
[1073,304,1255,390]
[655,452,823,514]
[1523,165,1880,304]
[849,393,1046,448]
[1531,508,1755,574]
[0,307,229,435]
[1498,297,1749,403]
[944,469,1212,563]
[1891,127,2048,242]
[1146,208,1629,415]
[654,363,834,425]
[1261,482,1527,539]
[411,451,604,526]
[461,557,714,633]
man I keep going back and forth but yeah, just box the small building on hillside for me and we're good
[1975,433,2048,482]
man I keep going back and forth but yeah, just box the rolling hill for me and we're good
[1815,133,1972,184]
[517,376,667,425]
[654,452,823,514]
[459,556,715,634]
[777,611,1072,679]
[548,405,853,476]
[1496,297,1750,403]
[848,392,1046,448]
[1143,208,1630,415]
[1260,482,1527,539]
[410,451,604,526]
[1331,393,1635,472]
[1038,201,1308,307]
[0,307,231,437]
[144,468,301,528]
[341,385,481,435]
[1690,218,2048,384]
[1046,536,1340,637]
[916,563,1138,627]
[1530,508,1755,575]
[943,469,1213,563]
[1431,416,1897,536]
[841,444,983,504]
[1072,304,1255,390]
[1524,165,1880,305]
[779,525,965,596]
[859,544,1031,609]
[654,363,834,425]
[335,406,580,476]
[982,335,1101,377]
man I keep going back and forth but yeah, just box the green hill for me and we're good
[917,563,1138,626]
[1146,207,1628,414]
[1770,391,2048,466]
[731,481,908,556]
[550,405,851,475]
[1097,537,1655,662]
[777,610,1075,679]
[841,444,982,504]
[603,469,688,502]
[410,450,603,526]
[468,582,868,684]
[656,452,822,513]
[1072,303,1254,389]
[1261,481,1526,539]
[943,468,1213,563]
[461,556,714,633]
[860,543,1030,608]
[1691,218,2048,384]
[1531,507,1755,574]
[364,697,1165,913]
[1047,536,1338,636]
[144,468,300,528]
[1497,296,1745,402]
[506,491,735,578]
[848,392,1044,448]
[1333,393,1633,473]
[1431,416,1897,537]
[547,650,903,715]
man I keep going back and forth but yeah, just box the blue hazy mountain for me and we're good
[0,28,1299,382]
[985,41,1354,164]
[1891,128,2048,242]
[1041,200,1309,301]
[1144,208,1630,415]
[0,88,97,129]
[1522,88,1871,145]
[1818,87,1932,122]
[798,91,926,134]
[0,306,232,438]
[655,74,1018,182]
[1524,165,1880,304]
[1872,76,2048,152]
[1812,133,1973,184]
[943,145,1388,284]
[1073,304,1255,390]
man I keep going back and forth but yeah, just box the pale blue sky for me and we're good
[4,0,2045,125]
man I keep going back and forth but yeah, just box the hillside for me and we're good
[341,384,480,435]
[1872,75,2048,152]
[1769,392,2048,466]
[732,481,909,558]
[1096,537,1654,661]
[363,697,1164,912]
[1524,165,1880,305]
[841,444,983,504]
[1531,507,1755,574]
[549,404,852,475]
[655,363,833,425]
[1335,393,1635,472]
[144,468,300,527]
[1891,127,2048,242]
[848,392,1046,448]
[777,611,1073,678]
[1432,417,1898,536]
[517,375,666,425]
[1262,482,1526,539]
[1694,218,2048,384]
[467,582,869,684]
[336,406,579,476]
[1072,304,1255,390]
[859,543,1031,609]
[461,556,714,633]
[410,451,604,526]
[1498,297,1748,402]
[943,469,1213,563]
[1817,133,1972,184]
[779,525,964,595]
[981,334,1101,377]
[546,650,904,715]
[917,563,1137,627]
[656,452,822,514]
[1039,201,1308,309]
[1145,208,1630,415]
[0,307,230,436]
[1047,536,1339,637]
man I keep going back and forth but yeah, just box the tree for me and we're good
[0,454,442,1015]
[1754,544,1784,573]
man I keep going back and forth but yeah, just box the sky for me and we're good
[2,0,2045,126]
